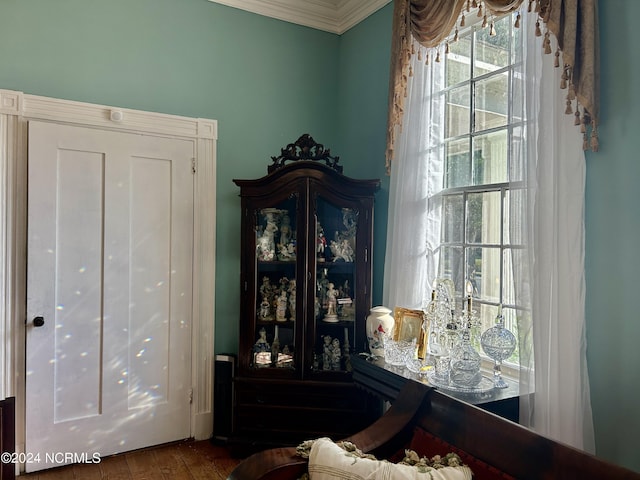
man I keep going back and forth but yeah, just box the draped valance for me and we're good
[386,0,600,173]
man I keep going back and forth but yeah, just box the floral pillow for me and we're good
[296,437,473,480]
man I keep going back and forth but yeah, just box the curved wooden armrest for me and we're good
[228,381,432,480]
[227,446,307,480]
[345,380,431,455]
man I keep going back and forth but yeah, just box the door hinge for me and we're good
[191,158,196,174]
[188,388,193,404]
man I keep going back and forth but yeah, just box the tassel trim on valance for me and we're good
[386,0,600,174]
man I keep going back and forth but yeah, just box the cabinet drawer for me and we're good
[234,403,375,444]
[236,404,365,431]
[233,378,382,445]
[235,380,368,409]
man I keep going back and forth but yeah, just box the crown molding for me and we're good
[207,0,391,34]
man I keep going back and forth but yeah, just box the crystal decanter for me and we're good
[449,323,482,388]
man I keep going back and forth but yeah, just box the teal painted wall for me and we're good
[0,0,340,356]
[1,0,639,473]
[336,5,393,307]
[584,0,640,472]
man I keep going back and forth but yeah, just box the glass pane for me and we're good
[504,188,526,246]
[444,138,471,188]
[315,197,357,372]
[510,125,525,182]
[254,199,298,369]
[446,85,471,138]
[503,247,529,307]
[471,130,508,185]
[512,71,524,123]
[474,74,508,131]
[446,35,471,87]
[502,307,520,341]
[442,194,464,243]
[503,190,510,245]
[466,246,500,303]
[503,248,515,305]
[466,191,502,245]
[474,16,511,76]
[438,246,463,292]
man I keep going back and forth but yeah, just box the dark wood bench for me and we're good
[228,380,640,479]
[0,397,15,480]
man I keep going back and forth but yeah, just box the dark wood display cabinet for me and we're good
[232,135,381,448]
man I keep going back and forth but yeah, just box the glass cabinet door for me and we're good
[251,196,299,371]
[311,195,359,375]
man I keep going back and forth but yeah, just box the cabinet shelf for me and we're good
[316,319,355,326]
[257,260,297,267]
[256,320,296,327]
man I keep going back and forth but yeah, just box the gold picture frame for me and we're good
[393,307,427,358]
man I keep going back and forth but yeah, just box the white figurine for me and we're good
[322,335,332,370]
[323,282,338,322]
[279,214,292,247]
[275,290,288,322]
[330,338,342,371]
[253,327,270,353]
[257,220,277,261]
[330,238,354,262]
[288,280,296,321]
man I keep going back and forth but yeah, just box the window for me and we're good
[385,2,595,449]
[435,13,523,366]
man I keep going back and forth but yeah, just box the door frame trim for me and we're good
[0,89,217,464]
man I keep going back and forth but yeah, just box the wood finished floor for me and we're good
[20,440,242,480]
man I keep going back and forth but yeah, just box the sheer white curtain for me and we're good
[383,48,445,310]
[517,11,595,452]
[383,10,595,452]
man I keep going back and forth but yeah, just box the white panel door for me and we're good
[25,121,194,472]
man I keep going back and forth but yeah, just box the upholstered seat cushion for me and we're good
[306,437,473,480]
[409,428,515,480]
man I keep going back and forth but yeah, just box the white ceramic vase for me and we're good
[366,306,394,357]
